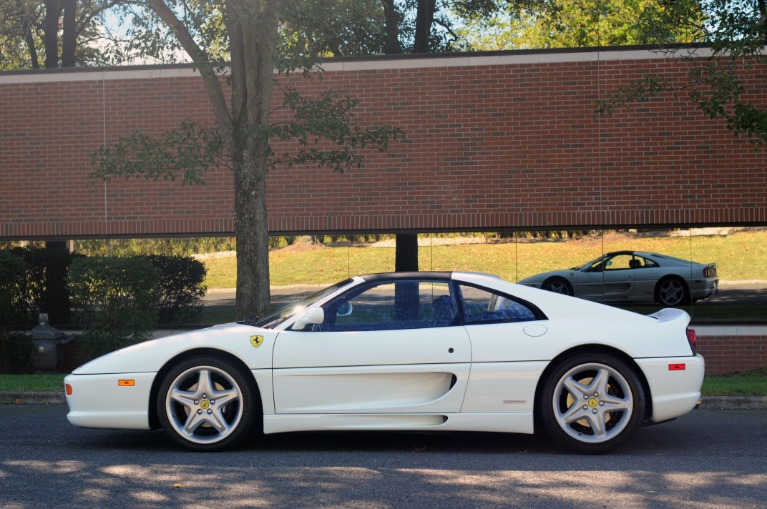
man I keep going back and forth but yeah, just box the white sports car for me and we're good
[65,271,704,454]
[518,251,718,306]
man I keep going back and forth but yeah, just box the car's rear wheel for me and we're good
[656,277,690,306]
[540,353,645,454]
[157,355,258,451]
[542,277,574,296]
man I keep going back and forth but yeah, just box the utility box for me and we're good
[31,313,74,371]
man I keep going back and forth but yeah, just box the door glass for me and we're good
[321,280,455,331]
[604,254,635,270]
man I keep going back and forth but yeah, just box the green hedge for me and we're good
[146,255,207,323]
[68,256,162,358]
[0,250,28,329]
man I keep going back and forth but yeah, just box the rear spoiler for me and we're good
[648,307,691,325]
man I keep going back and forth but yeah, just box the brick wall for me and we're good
[2,48,767,240]
[697,335,767,375]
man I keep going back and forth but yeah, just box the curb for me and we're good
[3,392,767,409]
[700,396,767,410]
[1,392,66,404]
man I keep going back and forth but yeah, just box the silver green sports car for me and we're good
[518,251,718,306]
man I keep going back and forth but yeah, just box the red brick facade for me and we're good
[1,48,767,240]
[697,334,767,375]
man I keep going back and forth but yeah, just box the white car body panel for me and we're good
[636,355,705,422]
[71,323,278,374]
[263,413,535,435]
[64,271,704,451]
[272,364,470,414]
[65,372,155,429]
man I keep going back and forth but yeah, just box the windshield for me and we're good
[572,254,609,271]
[248,278,354,329]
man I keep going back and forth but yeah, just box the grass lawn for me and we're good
[203,229,767,288]
[201,229,767,321]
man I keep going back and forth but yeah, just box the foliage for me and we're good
[456,0,703,50]
[271,88,404,172]
[89,0,405,322]
[72,237,237,256]
[145,255,207,323]
[0,250,28,329]
[0,0,113,70]
[0,332,34,374]
[89,119,227,185]
[278,0,390,59]
[68,256,160,357]
[8,244,76,325]
[596,0,767,148]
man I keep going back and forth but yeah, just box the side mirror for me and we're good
[292,307,325,331]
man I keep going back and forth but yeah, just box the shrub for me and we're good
[145,255,207,323]
[0,332,34,374]
[10,244,76,325]
[68,256,161,358]
[0,250,27,329]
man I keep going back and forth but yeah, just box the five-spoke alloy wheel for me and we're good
[656,277,690,306]
[157,355,257,451]
[540,353,645,454]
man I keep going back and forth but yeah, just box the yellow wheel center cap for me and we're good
[587,398,599,409]
[200,400,210,410]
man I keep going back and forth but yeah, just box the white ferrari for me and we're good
[64,272,704,454]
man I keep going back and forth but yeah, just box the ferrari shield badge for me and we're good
[250,335,264,348]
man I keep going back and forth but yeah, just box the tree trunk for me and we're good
[61,0,77,67]
[233,156,270,320]
[414,0,436,52]
[395,233,419,272]
[381,0,401,54]
[231,0,279,320]
[43,0,61,68]
[394,0,438,270]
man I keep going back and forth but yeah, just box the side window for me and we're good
[458,284,538,324]
[605,254,633,271]
[643,257,659,268]
[319,280,456,332]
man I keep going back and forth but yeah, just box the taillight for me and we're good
[686,328,697,352]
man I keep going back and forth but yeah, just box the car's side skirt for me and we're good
[263,412,535,435]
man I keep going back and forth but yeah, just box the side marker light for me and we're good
[118,379,135,387]
[65,384,73,396]
[668,364,686,371]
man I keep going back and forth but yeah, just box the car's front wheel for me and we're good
[540,353,645,454]
[157,355,258,451]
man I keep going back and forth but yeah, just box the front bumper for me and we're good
[65,372,155,430]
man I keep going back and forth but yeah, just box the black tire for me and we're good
[539,352,645,454]
[542,277,574,296]
[656,277,690,306]
[157,355,258,451]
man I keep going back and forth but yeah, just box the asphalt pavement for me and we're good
[3,404,767,509]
